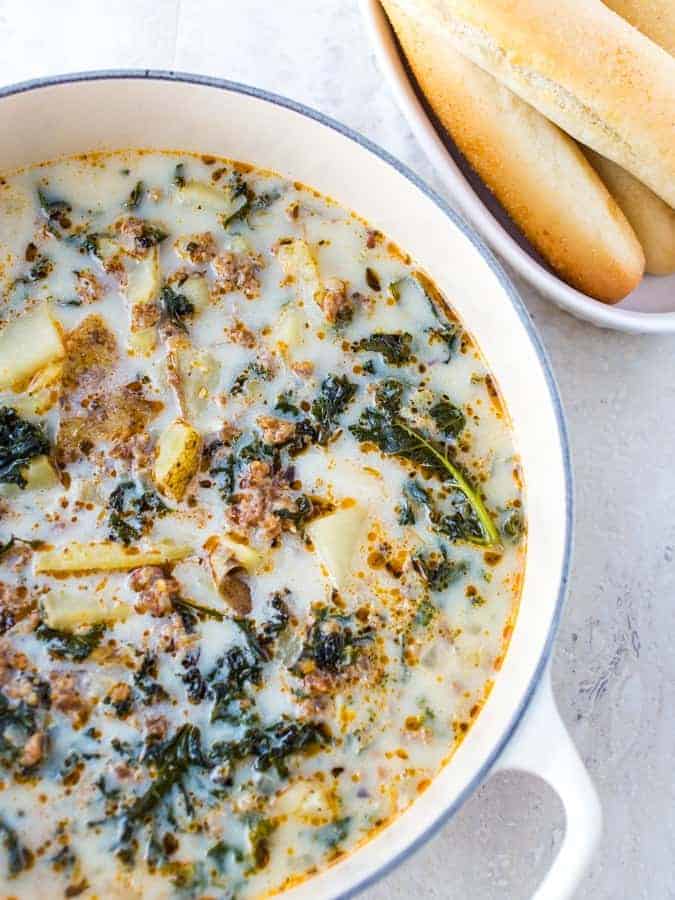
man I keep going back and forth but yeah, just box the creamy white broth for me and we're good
[0,151,524,899]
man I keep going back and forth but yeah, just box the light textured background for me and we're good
[1,1,673,897]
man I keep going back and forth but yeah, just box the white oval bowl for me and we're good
[361,0,675,334]
[0,71,576,897]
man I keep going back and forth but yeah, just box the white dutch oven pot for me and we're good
[0,72,601,899]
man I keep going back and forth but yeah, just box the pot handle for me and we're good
[493,666,602,900]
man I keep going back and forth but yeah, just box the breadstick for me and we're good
[602,0,675,54]
[394,0,675,207]
[383,0,645,301]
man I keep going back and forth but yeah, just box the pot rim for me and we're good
[0,68,574,898]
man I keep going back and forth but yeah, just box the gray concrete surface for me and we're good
[1,1,672,895]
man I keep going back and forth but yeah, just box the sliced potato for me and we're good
[0,305,65,390]
[274,238,320,301]
[168,341,219,422]
[125,246,160,355]
[23,455,59,490]
[181,273,210,312]
[275,306,308,354]
[42,589,130,631]
[154,419,201,501]
[209,534,265,574]
[307,503,367,589]
[25,359,63,414]
[177,180,246,220]
[34,540,191,574]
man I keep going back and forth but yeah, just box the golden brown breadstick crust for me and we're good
[383,0,645,301]
[602,0,675,55]
[585,149,675,275]
[394,0,675,208]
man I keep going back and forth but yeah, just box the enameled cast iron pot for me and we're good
[0,71,601,900]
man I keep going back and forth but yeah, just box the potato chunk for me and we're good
[125,246,160,355]
[307,503,367,589]
[42,590,130,631]
[154,419,201,501]
[23,455,59,490]
[0,305,64,390]
[34,540,191,574]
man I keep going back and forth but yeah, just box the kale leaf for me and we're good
[427,323,460,362]
[350,407,499,546]
[0,407,50,488]
[429,400,465,438]
[413,546,467,593]
[292,610,373,675]
[274,393,300,416]
[36,623,106,661]
[209,452,237,502]
[173,163,186,188]
[374,378,405,414]
[116,724,209,862]
[0,691,38,769]
[0,816,32,879]
[310,374,358,445]
[134,653,169,705]
[108,480,168,545]
[160,284,194,333]
[352,332,413,366]
[124,180,145,210]
[210,719,329,778]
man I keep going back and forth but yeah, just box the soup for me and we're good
[0,151,524,898]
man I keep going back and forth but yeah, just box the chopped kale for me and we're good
[135,222,168,250]
[0,691,38,769]
[124,180,145,210]
[13,253,54,284]
[350,406,499,546]
[374,378,405,414]
[172,596,226,625]
[0,816,32,879]
[37,187,71,220]
[310,374,358,444]
[502,509,524,543]
[352,332,413,366]
[207,840,244,871]
[397,498,415,525]
[275,494,313,531]
[414,598,437,627]
[246,815,276,871]
[209,645,263,724]
[231,362,272,396]
[209,452,237,502]
[274,392,300,416]
[292,610,373,675]
[222,171,281,229]
[315,816,351,849]
[260,591,291,643]
[116,725,209,862]
[173,163,186,188]
[413,546,467,593]
[429,400,466,438]
[180,650,208,704]
[134,653,169,705]
[427,323,460,362]
[36,623,105,661]
[0,407,50,488]
[107,480,168,545]
[435,489,487,544]
[160,284,194,333]
[210,719,329,778]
